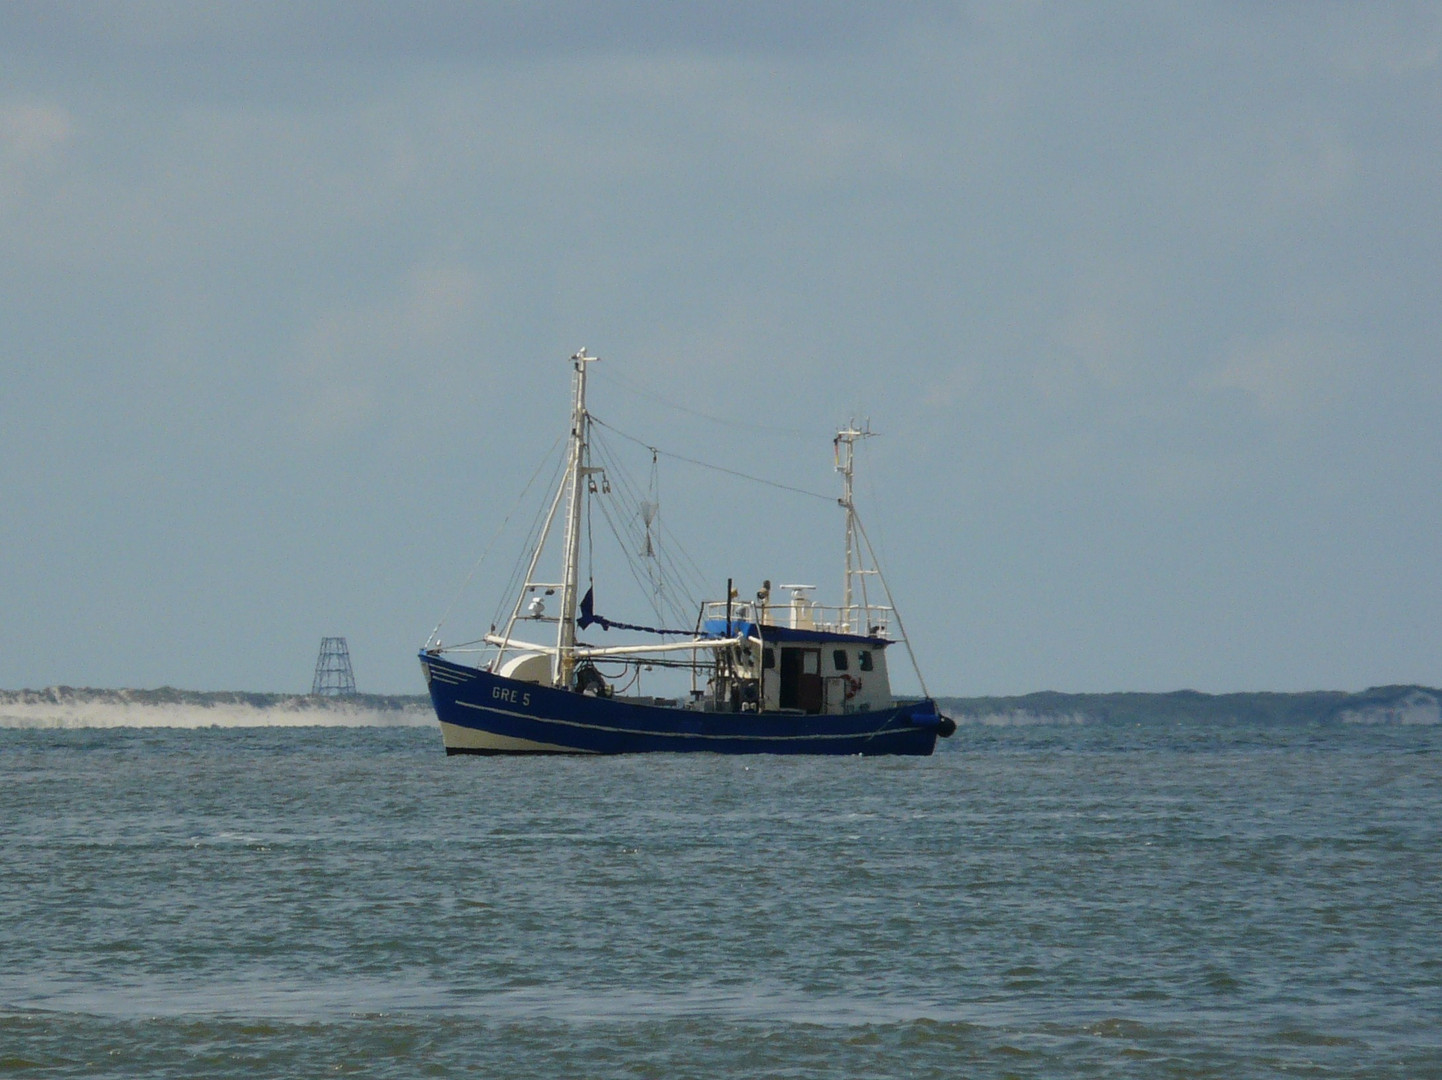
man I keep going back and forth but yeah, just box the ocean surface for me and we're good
[1,715,1438,1078]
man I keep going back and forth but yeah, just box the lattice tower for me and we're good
[311,636,357,696]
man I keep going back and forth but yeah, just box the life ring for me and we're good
[843,674,863,700]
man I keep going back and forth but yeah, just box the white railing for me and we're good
[703,598,892,638]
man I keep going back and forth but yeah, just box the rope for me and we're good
[590,416,834,503]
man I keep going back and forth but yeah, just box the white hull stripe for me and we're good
[455,699,899,742]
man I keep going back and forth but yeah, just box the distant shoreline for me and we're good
[938,684,1441,726]
[1,683,1437,728]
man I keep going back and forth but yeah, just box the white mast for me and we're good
[834,420,874,632]
[556,348,597,688]
[834,422,932,699]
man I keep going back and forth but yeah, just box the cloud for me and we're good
[1048,250,1166,390]
[1322,5,1442,77]
[0,3,950,100]
[287,263,493,441]
[0,98,71,162]
[0,98,72,210]
[1253,121,1357,216]
[1200,330,1361,421]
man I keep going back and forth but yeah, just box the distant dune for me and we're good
[939,685,1442,726]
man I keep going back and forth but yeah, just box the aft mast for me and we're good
[835,420,876,633]
[833,420,933,700]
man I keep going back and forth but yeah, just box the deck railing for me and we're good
[704,597,892,638]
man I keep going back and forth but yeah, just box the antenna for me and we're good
[312,636,357,696]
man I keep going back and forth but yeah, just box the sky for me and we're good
[2,1,1440,696]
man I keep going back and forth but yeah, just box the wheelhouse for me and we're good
[698,586,894,715]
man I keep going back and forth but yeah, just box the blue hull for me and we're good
[420,652,941,756]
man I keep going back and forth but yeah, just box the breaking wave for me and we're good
[953,710,1090,727]
[1339,690,1441,725]
[0,687,432,729]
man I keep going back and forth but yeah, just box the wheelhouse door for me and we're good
[779,647,823,714]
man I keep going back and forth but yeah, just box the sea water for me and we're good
[1,718,1438,1078]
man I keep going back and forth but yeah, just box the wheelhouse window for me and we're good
[858,650,874,672]
[762,648,775,670]
[832,649,849,671]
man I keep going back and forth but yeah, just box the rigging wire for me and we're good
[641,448,661,599]
[586,456,595,588]
[590,415,835,503]
[651,513,712,604]
[593,429,709,605]
[489,441,569,635]
[587,430,705,628]
[588,443,654,609]
[591,484,676,625]
[427,433,565,648]
[850,505,929,700]
[855,430,887,568]
[593,366,818,439]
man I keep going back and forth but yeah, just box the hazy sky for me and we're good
[3,2,1440,695]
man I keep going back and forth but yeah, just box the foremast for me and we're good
[487,348,597,690]
[556,348,596,689]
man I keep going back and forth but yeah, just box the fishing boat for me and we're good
[419,349,956,755]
